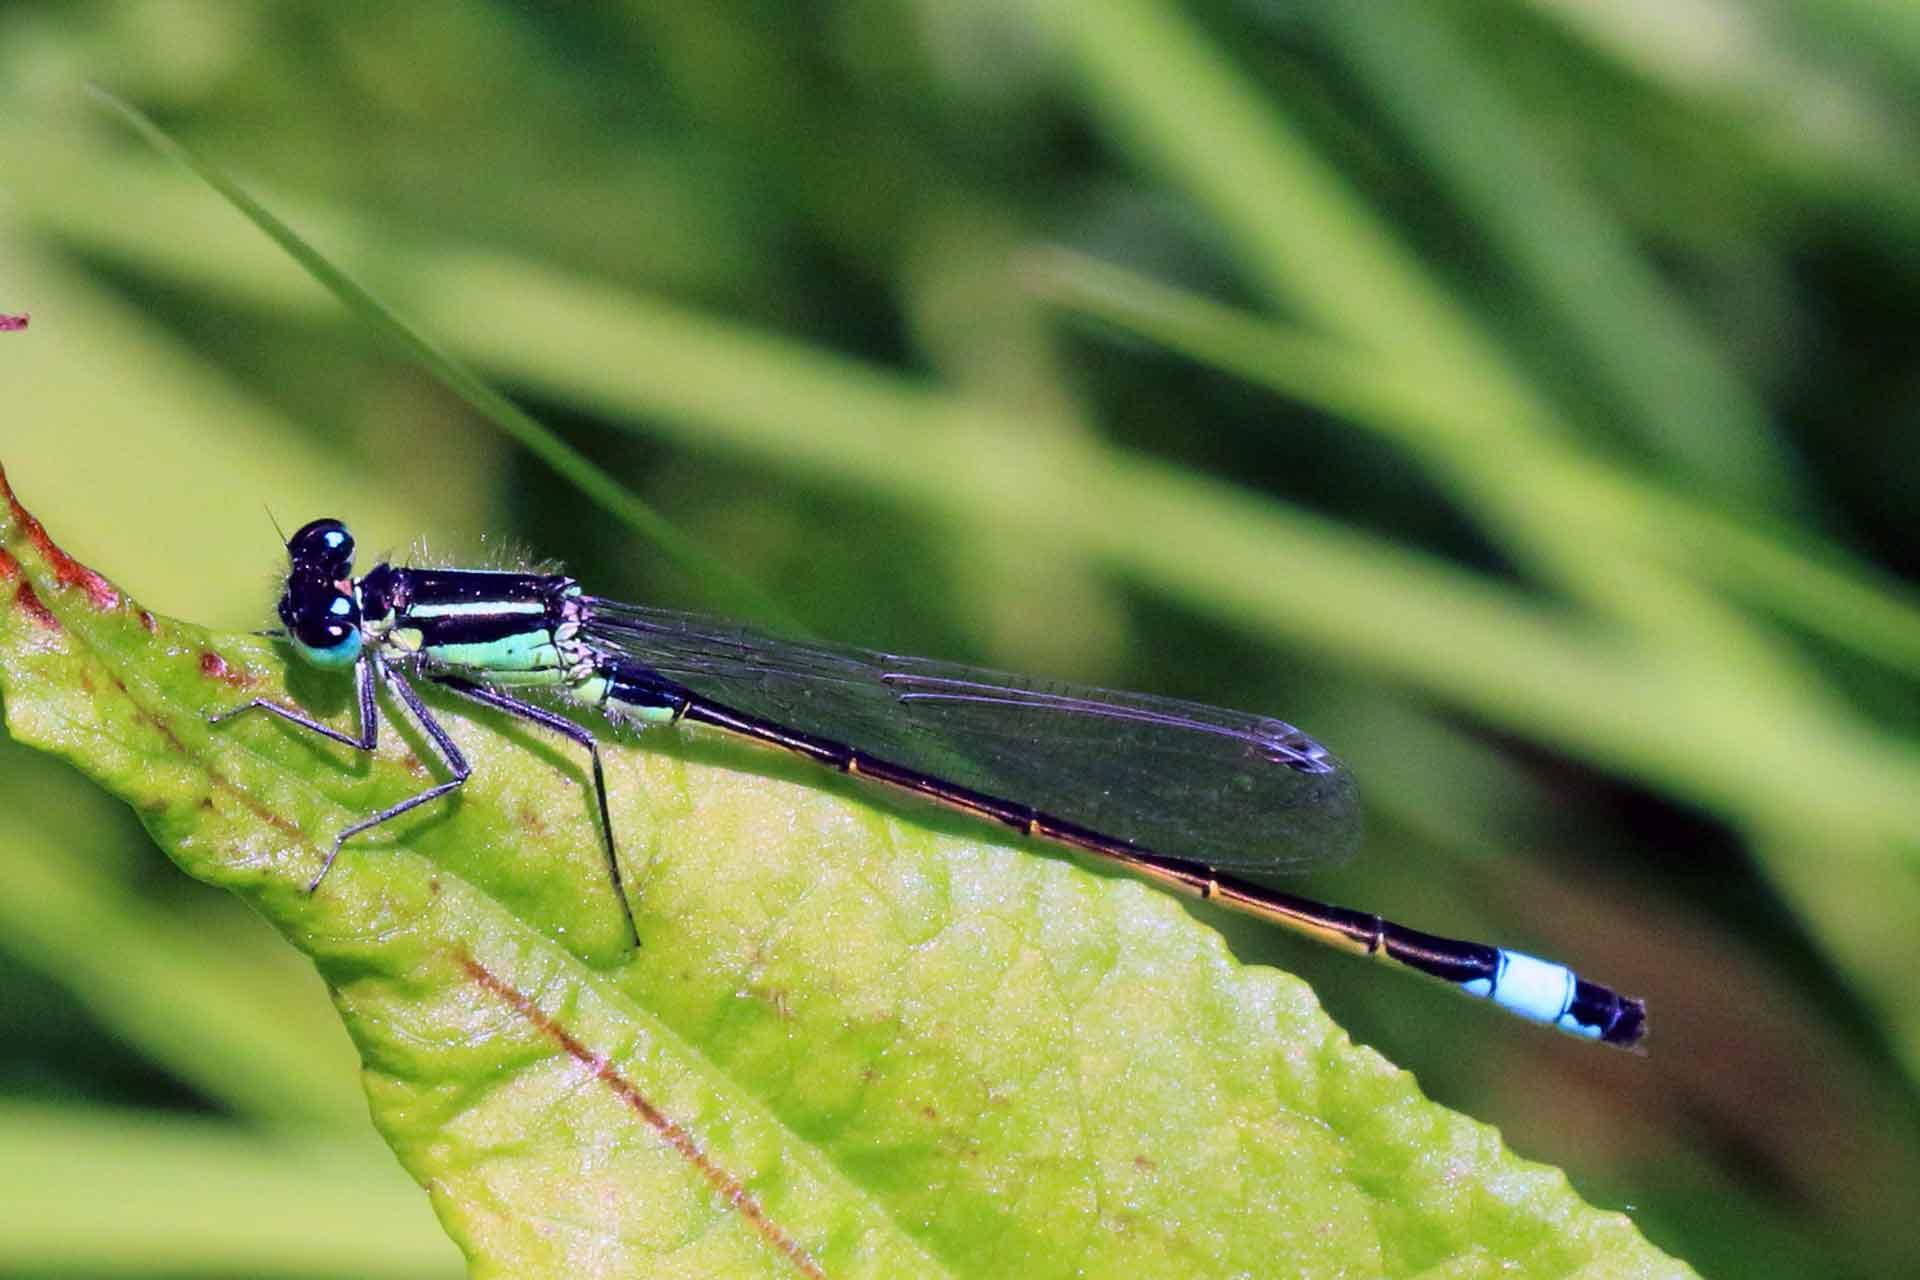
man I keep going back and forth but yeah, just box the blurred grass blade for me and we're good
[88,87,798,632]
[0,1104,461,1278]
[1021,0,1750,645]
[1028,249,1920,681]
[0,466,1698,1275]
[1024,0,1547,430]
[1313,3,1794,507]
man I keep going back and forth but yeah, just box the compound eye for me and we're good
[287,518,355,578]
[284,579,363,669]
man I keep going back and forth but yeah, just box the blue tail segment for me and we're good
[1463,950,1646,1045]
[1375,920,1645,1046]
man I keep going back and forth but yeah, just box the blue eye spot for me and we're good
[329,596,352,617]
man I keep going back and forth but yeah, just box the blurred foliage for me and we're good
[2,0,1919,1276]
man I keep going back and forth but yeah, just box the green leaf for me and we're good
[0,466,1695,1277]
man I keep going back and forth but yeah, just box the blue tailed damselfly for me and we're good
[212,518,1646,1047]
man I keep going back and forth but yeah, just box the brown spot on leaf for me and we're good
[15,581,58,630]
[3,483,119,610]
[0,471,133,622]
[200,650,252,687]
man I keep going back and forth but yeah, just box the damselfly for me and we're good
[212,518,1646,1047]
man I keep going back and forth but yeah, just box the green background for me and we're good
[3,2,1919,1276]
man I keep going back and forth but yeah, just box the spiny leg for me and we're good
[430,675,641,948]
[208,656,467,891]
[306,659,472,892]
[209,652,380,751]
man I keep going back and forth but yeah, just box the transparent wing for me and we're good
[580,599,1361,882]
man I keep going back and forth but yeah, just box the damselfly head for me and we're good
[279,518,363,670]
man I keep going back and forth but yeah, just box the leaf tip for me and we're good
[0,463,124,612]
